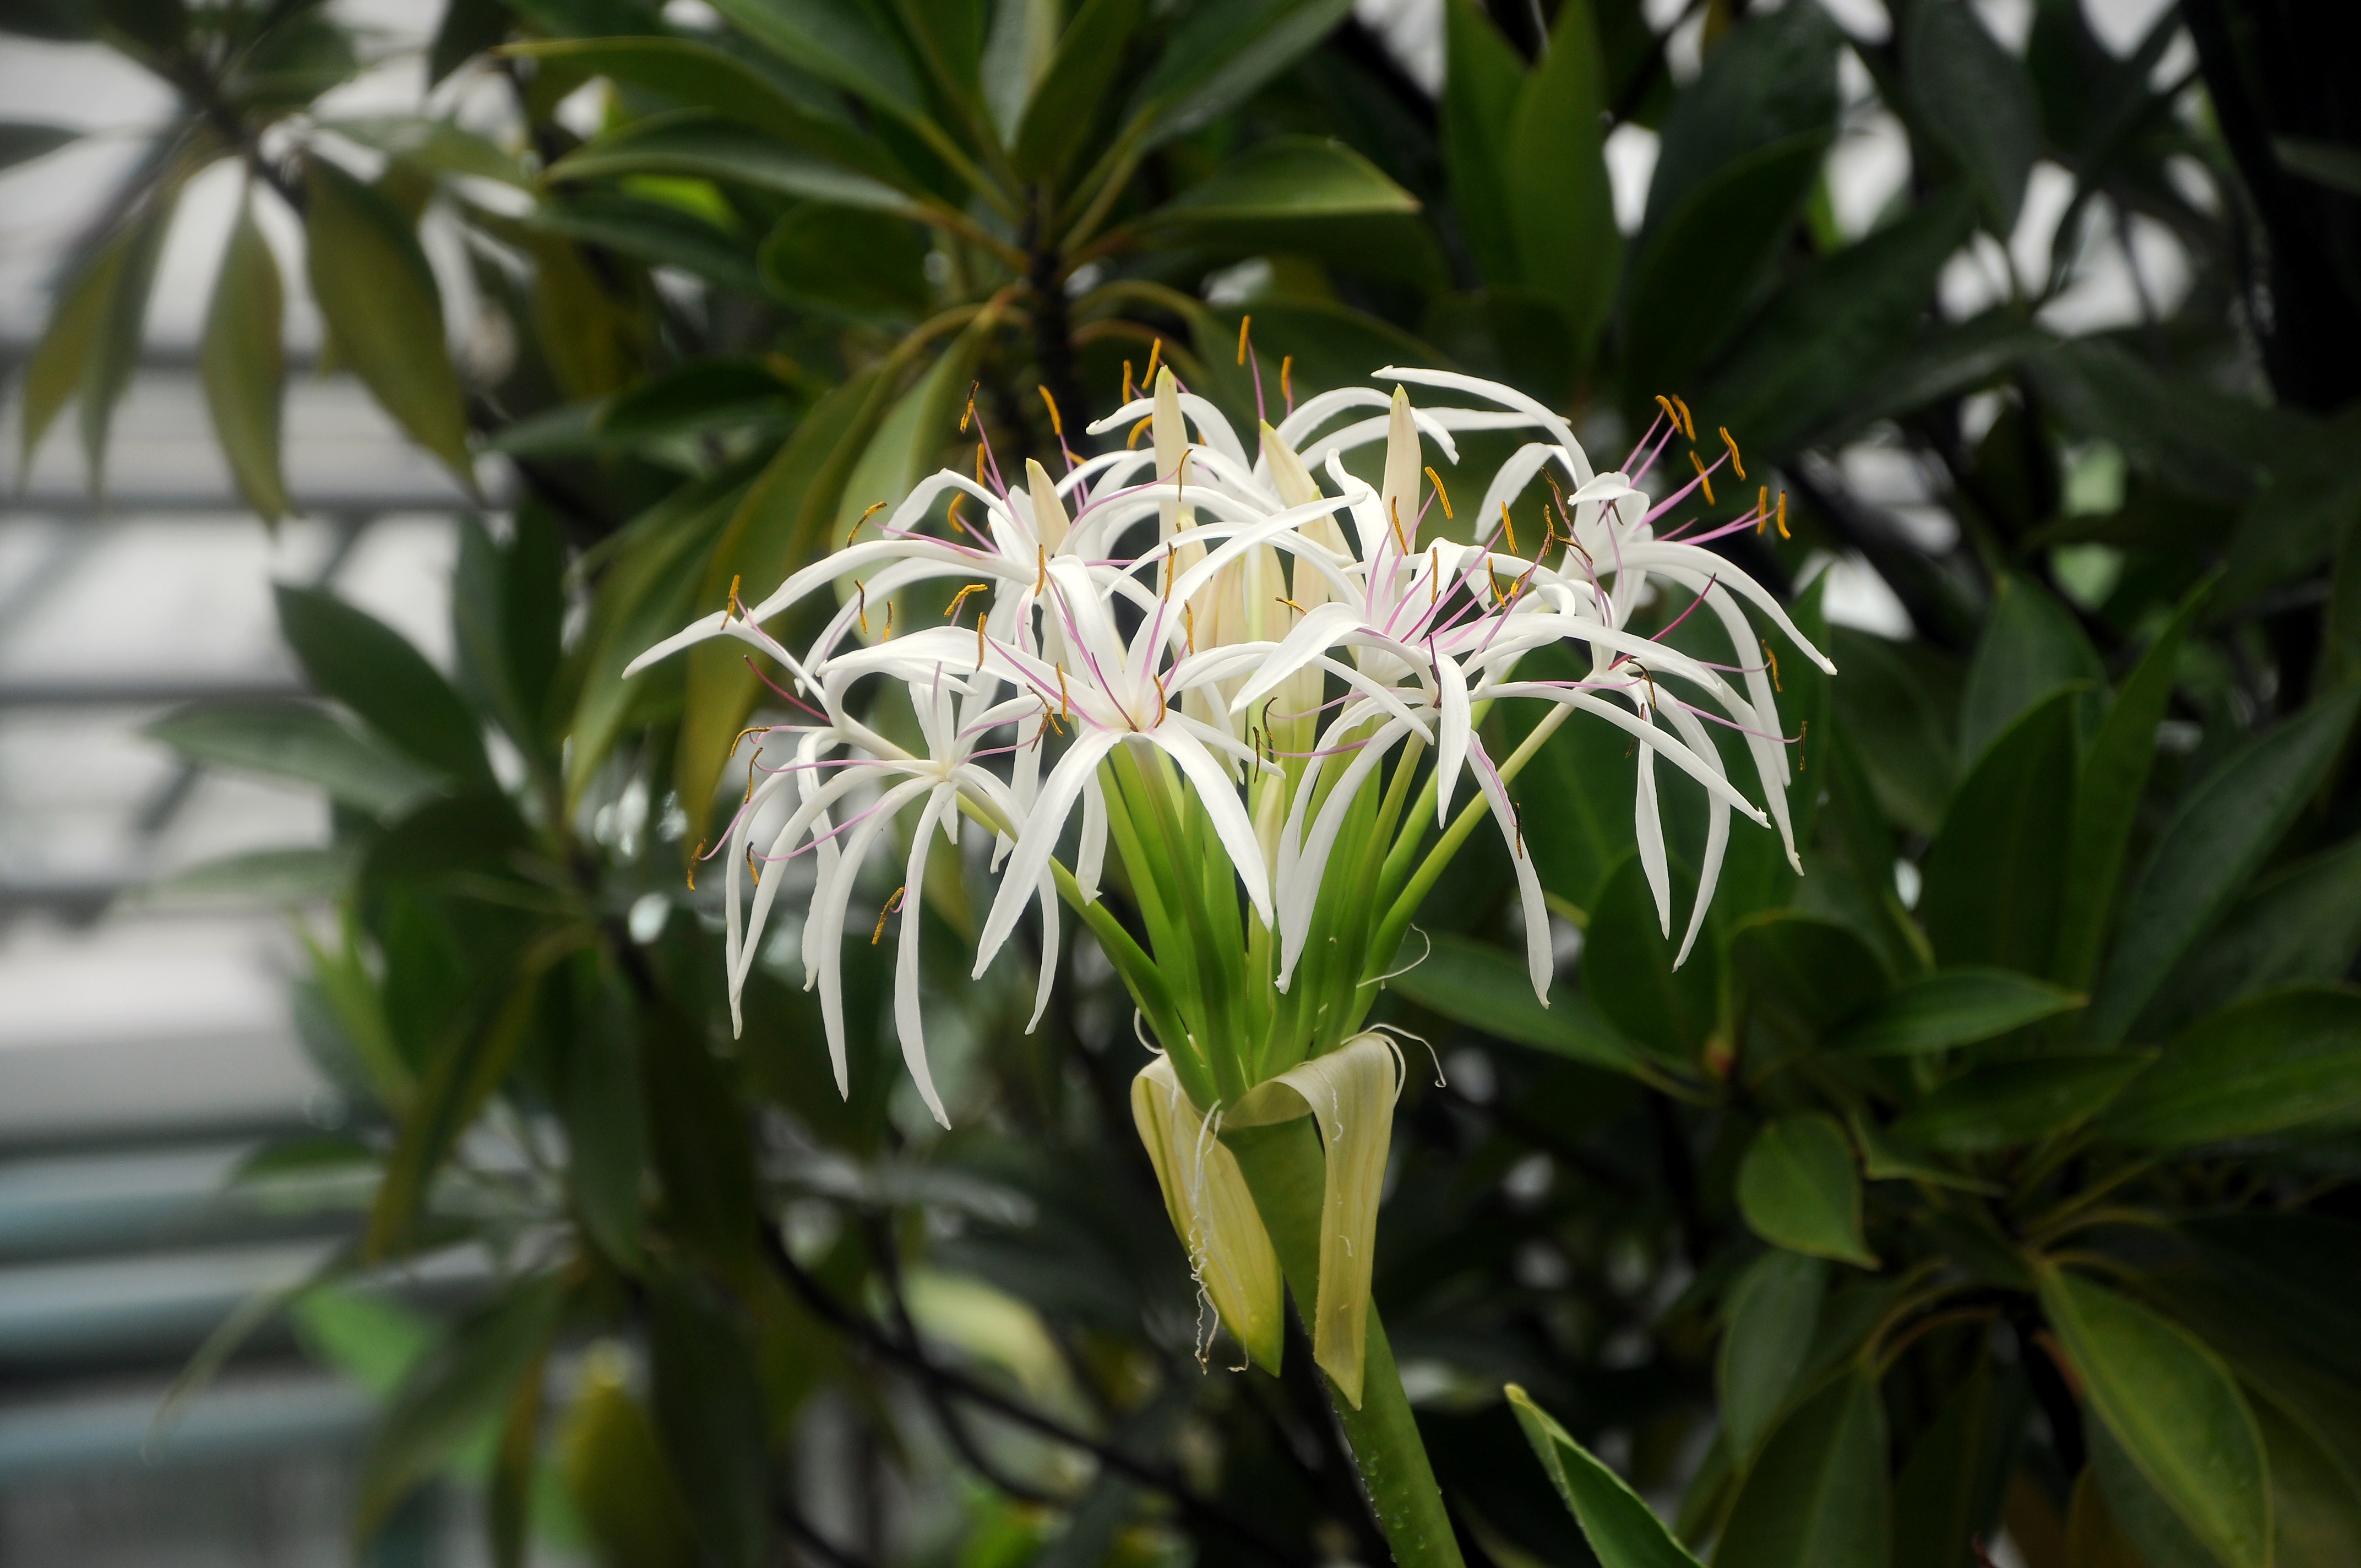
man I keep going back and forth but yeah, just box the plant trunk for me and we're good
[1223,1118,1465,1568]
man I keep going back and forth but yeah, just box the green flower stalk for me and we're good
[625,367,1831,1564]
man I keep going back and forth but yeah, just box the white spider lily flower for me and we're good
[625,367,1831,1389]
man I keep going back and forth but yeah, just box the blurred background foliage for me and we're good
[9,0,2361,1564]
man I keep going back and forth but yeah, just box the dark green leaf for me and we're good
[2276,135,2361,198]
[2026,337,2270,505]
[647,1272,769,1568]
[639,1000,758,1268]
[71,188,177,494]
[759,203,932,315]
[1919,688,2077,973]
[2100,987,2361,1147]
[144,845,358,906]
[200,200,290,522]
[599,360,797,437]
[2143,833,2361,1034]
[1851,1114,2004,1194]
[551,112,912,211]
[1892,1358,2021,1568]
[275,584,493,786]
[1716,1369,1890,1568]
[1730,911,1892,1039]
[0,121,73,171]
[2254,1396,2361,1567]
[2038,1267,2271,1568]
[1582,853,1724,1059]
[525,193,764,296]
[1196,298,1441,415]
[1718,1250,1826,1462]
[228,11,360,107]
[1639,0,1839,239]
[1908,1,2039,227]
[2087,687,2361,1042]
[703,0,921,116]
[1506,1385,1706,1568]
[1829,968,2083,1056]
[2055,578,2210,989]
[1503,0,1618,364]
[147,700,442,816]
[1956,574,2102,767]
[1388,932,1649,1074]
[303,159,473,482]
[560,1349,699,1568]
[429,0,512,86]
[1439,0,1523,285]
[1143,134,1418,225]
[356,1275,565,1539]
[1829,626,1960,839]
[2218,405,2361,611]
[96,0,184,54]
[1892,1052,2151,1152]
[328,117,530,188]
[559,956,646,1270]
[1125,0,1354,148]
[358,792,530,901]
[1737,1114,1876,1268]
[1010,0,1145,180]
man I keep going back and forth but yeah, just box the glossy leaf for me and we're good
[525,194,764,297]
[1506,1385,1706,1568]
[2137,832,2361,1032]
[1388,932,1648,1074]
[1890,1052,2151,1153]
[1716,1369,1891,1568]
[1892,1359,2019,1568]
[1956,574,2101,767]
[1908,0,2039,228]
[1639,0,1840,239]
[1124,0,1354,149]
[303,159,472,482]
[1737,1114,1876,1268]
[703,0,920,118]
[1850,1114,2003,1194]
[2055,579,2210,989]
[1582,853,1724,1058]
[1503,0,1618,363]
[1918,688,2077,974]
[1439,0,1522,285]
[2101,986,2361,1148]
[760,204,931,314]
[1142,135,1417,225]
[2087,687,2361,1042]
[146,701,442,817]
[1828,968,2083,1056]
[275,584,493,787]
[199,200,290,522]
[1731,911,1892,1038]
[2255,1394,2361,1566]
[355,1275,565,1540]
[551,112,912,212]
[1718,1250,1826,1463]
[1010,0,1144,180]
[2038,1267,2272,1568]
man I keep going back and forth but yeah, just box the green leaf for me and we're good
[1503,0,1618,366]
[453,514,565,766]
[0,121,73,171]
[2038,1267,2271,1568]
[1439,0,1523,285]
[1143,134,1418,225]
[1828,968,2084,1056]
[429,0,512,86]
[2026,337,2268,505]
[1388,932,1650,1075]
[760,203,933,315]
[1702,190,1978,462]
[1639,0,1839,241]
[646,1273,770,1568]
[703,0,920,116]
[19,234,118,475]
[304,159,473,483]
[1718,1250,1826,1463]
[550,112,912,211]
[1918,688,2078,973]
[1850,1114,2004,1194]
[200,200,290,522]
[1730,911,1892,1039]
[1010,0,1145,181]
[1829,626,1961,839]
[1892,1358,2021,1568]
[327,117,531,188]
[2087,687,2361,1042]
[2055,578,2210,989]
[1716,1369,1890,1568]
[524,193,764,296]
[561,1347,699,1568]
[2099,986,2361,1148]
[599,360,797,437]
[293,1286,436,1398]
[1505,1385,1706,1568]
[146,700,443,816]
[275,584,493,787]
[355,1275,566,1539]
[2144,835,2361,1033]
[1956,574,2102,767]
[559,956,646,1270]
[2254,1396,2361,1568]
[1124,0,1353,149]
[1737,1114,1876,1268]
[1891,1052,2152,1153]
[70,188,178,494]
[1623,130,1831,410]
[144,845,358,906]
[1196,298,1440,412]
[1582,853,1724,1059]
[2276,135,2361,198]
[2218,406,2361,612]
[1907,0,2039,228]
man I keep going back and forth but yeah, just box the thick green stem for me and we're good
[1223,1119,1465,1568]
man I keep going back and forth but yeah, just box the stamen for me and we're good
[1122,360,1135,404]
[1424,466,1453,519]
[1127,416,1152,449]
[1057,665,1072,717]
[855,579,868,635]
[1654,394,1682,433]
[845,500,885,550]
[744,745,761,803]
[1280,355,1294,414]
[1184,601,1195,653]
[1688,449,1715,506]
[747,843,761,886]
[1776,489,1789,539]
[1390,497,1408,555]
[882,602,893,640]
[687,839,704,890]
[1236,314,1252,366]
[1154,674,1167,725]
[960,383,978,433]
[1143,338,1162,385]
[1671,394,1695,440]
[1499,501,1517,556]
[975,443,988,487]
[1796,717,1809,770]
[1037,384,1065,437]
[871,885,905,945]
[944,581,989,623]
[1720,426,1745,480]
[1755,485,1770,535]
[1035,546,1047,594]
[1762,640,1781,692]
[1275,595,1308,616]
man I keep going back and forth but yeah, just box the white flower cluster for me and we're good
[625,367,1833,1125]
